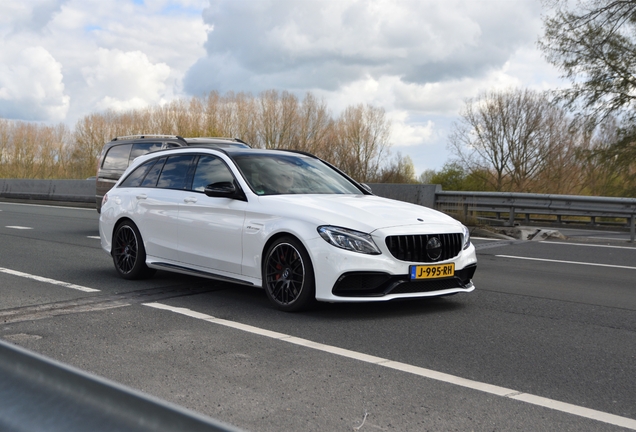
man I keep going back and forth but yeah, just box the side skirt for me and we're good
[148,262,256,287]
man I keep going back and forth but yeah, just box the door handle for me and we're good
[136,194,147,200]
[183,197,198,203]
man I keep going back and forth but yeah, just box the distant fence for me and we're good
[1,180,634,241]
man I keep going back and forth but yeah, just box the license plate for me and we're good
[410,263,455,280]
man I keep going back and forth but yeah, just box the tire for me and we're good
[263,236,316,312]
[112,221,155,280]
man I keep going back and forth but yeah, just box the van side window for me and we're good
[130,142,162,163]
[192,156,235,192]
[119,159,157,188]
[102,144,132,170]
[156,155,196,190]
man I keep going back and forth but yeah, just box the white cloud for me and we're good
[388,112,435,147]
[0,45,69,121]
[82,48,171,112]
[0,0,565,171]
[185,0,543,94]
[0,0,208,124]
[390,69,524,115]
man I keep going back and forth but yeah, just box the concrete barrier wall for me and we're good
[367,183,440,208]
[0,179,440,209]
[0,179,96,204]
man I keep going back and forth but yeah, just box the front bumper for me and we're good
[332,264,476,297]
[306,236,478,303]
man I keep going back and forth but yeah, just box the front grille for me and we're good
[385,233,462,263]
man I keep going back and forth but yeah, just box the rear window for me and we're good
[102,144,132,170]
[102,142,166,172]
[130,142,162,163]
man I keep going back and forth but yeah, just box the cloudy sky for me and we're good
[0,0,563,175]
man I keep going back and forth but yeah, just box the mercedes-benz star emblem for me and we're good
[426,237,442,261]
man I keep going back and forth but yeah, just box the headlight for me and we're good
[462,225,471,249]
[318,226,381,255]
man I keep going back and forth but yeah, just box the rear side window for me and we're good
[130,142,162,163]
[141,157,167,187]
[102,144,132,170]
[156,155,196,190]
[119,159,157,188]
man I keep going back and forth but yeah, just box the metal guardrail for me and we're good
[435,191,636,242]
[0,339,242,432]
[1,179,635,241]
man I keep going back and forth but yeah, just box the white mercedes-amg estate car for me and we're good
[99,146,477,311]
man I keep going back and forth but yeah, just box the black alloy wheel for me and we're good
[263,237,315,312]
[112,221,155,279]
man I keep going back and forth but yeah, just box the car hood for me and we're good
[255,194,462,234]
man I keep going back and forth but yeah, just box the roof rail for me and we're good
[233,138,251,146]
[111,135,187,143]
[185,137,252,148]
[185,137,239,141]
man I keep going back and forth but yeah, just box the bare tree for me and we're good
[0,90,417,182]
[295,93,333,155]
[0,119,10,177]
[73,112,119,178]
[333,104,392,183]
[37,123,71,179]
[373,153,417,183]
[256,90,299,149]
[449,88,578,192]
[201,91,223,137]
[232,92,259,144]
[0,120,71,178]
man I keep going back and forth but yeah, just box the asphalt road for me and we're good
[1,201,635,431]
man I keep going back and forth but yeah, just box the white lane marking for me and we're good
[143,302,636,430]
[87,236,101,239]
[541,241,636,250]
[0,267,100,292]
[471,237,503,241]
[5,226,33,230]
[496,255,636,270]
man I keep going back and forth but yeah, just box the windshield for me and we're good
[233,153,363,196]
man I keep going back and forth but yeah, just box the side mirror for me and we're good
[360,183,373,194]
[204,181,237,198]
